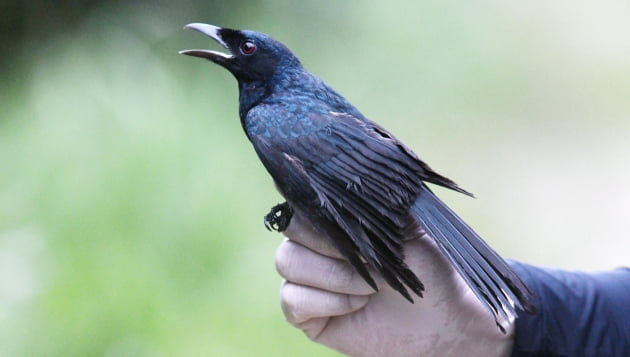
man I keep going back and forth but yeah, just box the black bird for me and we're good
[180,23,535,330]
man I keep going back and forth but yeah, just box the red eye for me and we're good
[240,41,257,55]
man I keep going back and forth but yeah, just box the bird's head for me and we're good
[180,23,301,84]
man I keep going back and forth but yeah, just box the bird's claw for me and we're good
[264,202,293,232]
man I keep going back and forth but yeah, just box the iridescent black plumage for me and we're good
[180,23,536,329]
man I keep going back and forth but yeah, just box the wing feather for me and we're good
[249,108,428,300]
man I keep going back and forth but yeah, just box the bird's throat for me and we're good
[238,81,270,121]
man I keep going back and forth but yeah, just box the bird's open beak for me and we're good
[179,23,234,61]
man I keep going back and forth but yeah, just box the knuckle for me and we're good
[326,259,355,290]
[274,240,295,278]
[279,283,303,324]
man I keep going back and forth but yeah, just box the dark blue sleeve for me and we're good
[509,261,630,357]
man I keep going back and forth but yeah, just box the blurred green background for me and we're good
[1,1,629,356]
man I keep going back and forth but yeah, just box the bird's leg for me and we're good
[264,202,293,232]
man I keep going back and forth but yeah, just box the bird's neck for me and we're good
[236,67,302,120]
[238,81,270,122]
[237,68,368,126]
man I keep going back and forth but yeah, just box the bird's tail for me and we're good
[411,184,536,330]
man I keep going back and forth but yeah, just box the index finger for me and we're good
[282,209,345,260]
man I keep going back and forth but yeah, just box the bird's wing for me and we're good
[248,107,430,299]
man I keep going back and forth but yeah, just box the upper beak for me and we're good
[179,23,233,61]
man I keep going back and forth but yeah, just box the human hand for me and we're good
[275,212,515,357]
